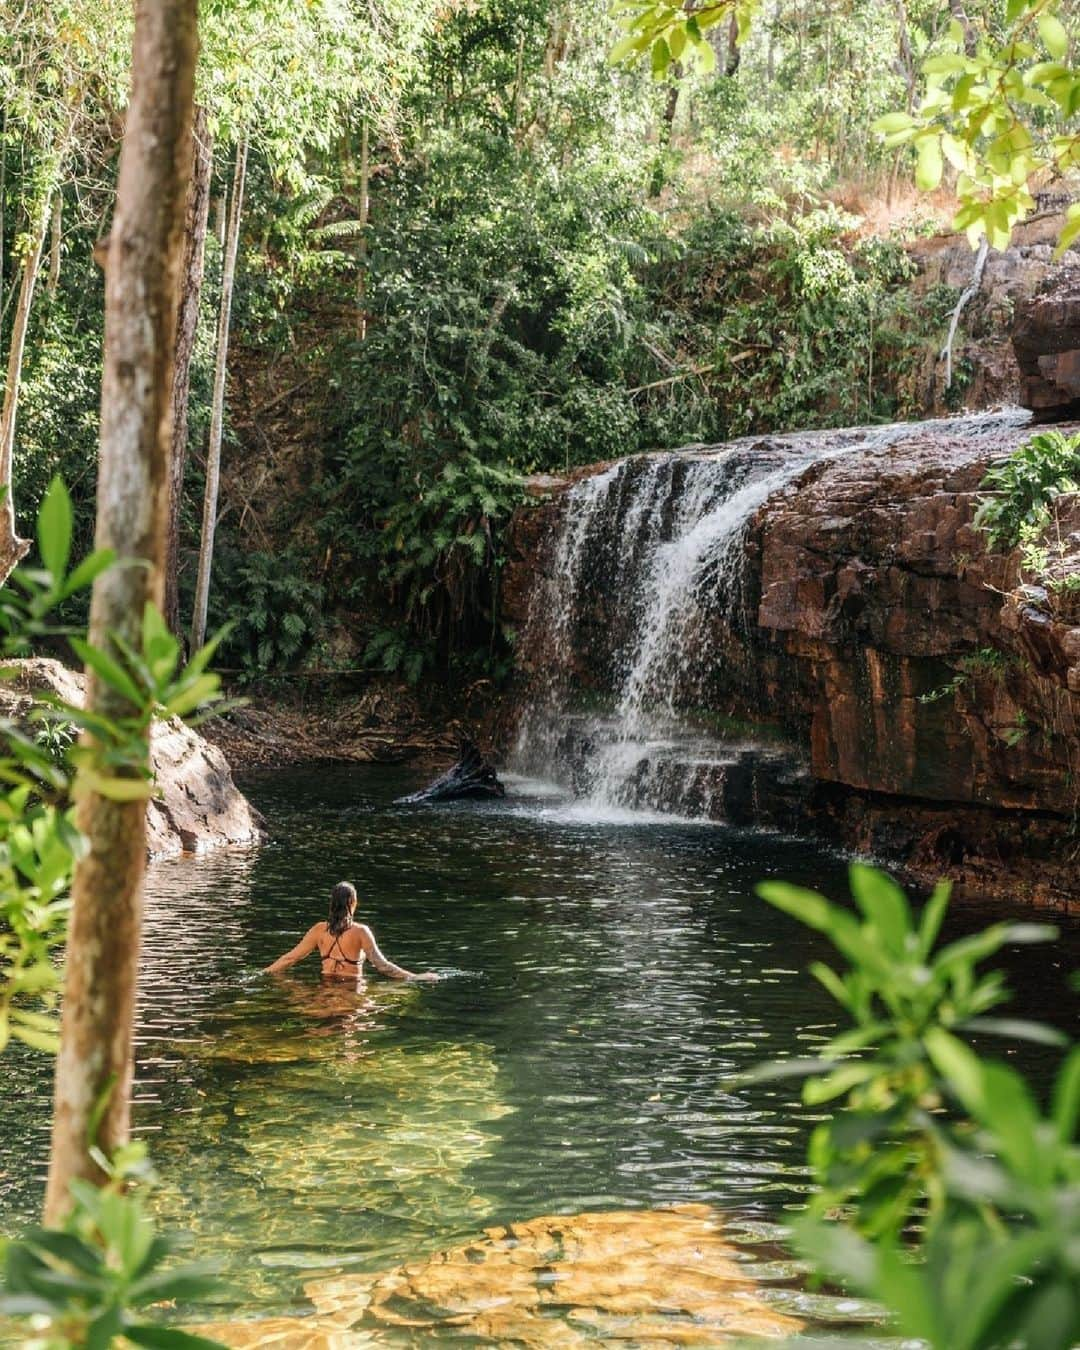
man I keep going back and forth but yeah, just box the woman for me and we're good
[264,882,438,981]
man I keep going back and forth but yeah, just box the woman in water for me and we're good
[264,882,438,981]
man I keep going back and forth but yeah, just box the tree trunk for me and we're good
[0,192,50,582]
[43,0,198,1225]
[724,11,741,76]
[949,0,976,56]
[190,133,247,652]
[356,116,369,340]
[47,192,62,299]
[649,81,680,198]
[165,104,212,637]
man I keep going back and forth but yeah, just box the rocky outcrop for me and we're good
[1,659,265,858]
[502,416,1080,911]
[906,202,1077,415]
[1012,267,1080,418]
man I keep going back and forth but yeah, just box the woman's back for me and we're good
[316,921,365,977]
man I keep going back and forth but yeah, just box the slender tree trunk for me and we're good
[190,133,247,652]
[0,107,6,325]
[0,191,50,582]
[724,11,741,76]
[949,0,976,56]
[356,116,369,340]
[43,0,198,1224]
[650,80,680,198]
[46,192,62,298]
[165,104,212,637]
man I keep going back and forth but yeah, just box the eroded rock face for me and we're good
[907,207,1075,414]
[1012,267,1080,418]
[502,417,1080,910]
[1,658,265,858]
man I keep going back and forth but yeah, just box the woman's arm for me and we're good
[264,924,322,973]
[357,924,438,981]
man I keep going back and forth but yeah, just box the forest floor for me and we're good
[203,677,495,772]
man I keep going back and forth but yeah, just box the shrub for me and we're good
[974,430,1080,553]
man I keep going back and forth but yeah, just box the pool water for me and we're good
[1,764,1077,1338]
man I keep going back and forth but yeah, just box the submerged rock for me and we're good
[0,657,265,858]
[196,1204,801,1346]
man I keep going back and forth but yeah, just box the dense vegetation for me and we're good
[8,0,1071,688]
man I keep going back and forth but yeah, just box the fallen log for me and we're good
[395,739,506,805]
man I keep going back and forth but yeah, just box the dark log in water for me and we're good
[396,740,505,804]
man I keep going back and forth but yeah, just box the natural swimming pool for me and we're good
[2,763,1077,1341]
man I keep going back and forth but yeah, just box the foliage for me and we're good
[0,478,228,1052]
[609,0,758,80]
[875,0,1080,251]
[206,548,323,681]
[754,864,1079,1350]
[974,430,1080,551]
[0,483,232,1346]
[1,1145,223,1350]
[755,862,1062,1236]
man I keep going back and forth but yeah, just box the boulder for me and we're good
[1013,267,1080,418]
[0,658,265,858]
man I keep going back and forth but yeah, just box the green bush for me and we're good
[754,864,1079,1350]
[974,431,1080,553]
[208,549,324,681]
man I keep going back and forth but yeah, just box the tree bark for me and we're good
[47,192,62,299]
[649,81,680,198]
[0,192,50,582]
[190,133,246,652]
[44,0,198,1225]
[165,104,212,637]
[356,115,369,340]
[724,11,741,76]
[949,0,977,56]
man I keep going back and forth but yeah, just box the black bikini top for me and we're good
[318,928,360,968]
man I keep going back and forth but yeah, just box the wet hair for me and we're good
[327,882,357,936]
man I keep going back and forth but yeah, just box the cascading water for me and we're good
[512,410,1030,821]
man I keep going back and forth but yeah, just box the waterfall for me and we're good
[512,411,1030,821]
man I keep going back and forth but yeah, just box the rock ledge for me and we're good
[1,658,265,858]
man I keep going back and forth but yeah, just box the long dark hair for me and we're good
[327,881,357,936]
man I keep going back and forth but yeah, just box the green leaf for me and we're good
[803,1062,877,1105]
[130,1266,221,1304]
[960,1016,1067,1046]
[60,548,116,601]
[86,1304,124,1350]
[126,1327,229,1349]
[1050,1045,1080,1144]
[1037,13,1069,60]
[916,134,944,191]
[924,1027,987,1112]
[848,863,912,954]
[37,477,72,585]
[21,1228,101,1276]
[918,879,951,958]
[872,111,918,135]
[70,637,144,708]
[756,881,833,931]
[11,1023,60,1053]
[809,960,851,1010]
